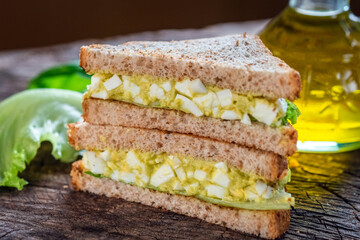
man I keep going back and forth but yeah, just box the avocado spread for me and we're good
[82,149,294,210]
[85,73,299,127]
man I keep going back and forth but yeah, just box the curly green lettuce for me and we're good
[282,100,301,125]
[0,89,82,190]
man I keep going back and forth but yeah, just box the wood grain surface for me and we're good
[0,20,359,239]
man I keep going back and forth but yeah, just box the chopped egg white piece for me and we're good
[276,98,288,115]
[89,73,102,90]
[216,90,232,107]
[110,170,120,181]
[103,74,122,91]
[175,94,203,117]
[274,119,283,127]
[91,90,108,99]
[173,181,184,191]
[262,186,274,199]
[99,150,110,162]
[175,80,193,97]
[212,170,230,188]
[214,162,228,171]
[251,99,278,125]
[174,167,186,181]
[126,151,140,168]
[221,110,240,120]
[149,83,165,99]
[134,97,143,104]
[187,170,194,178]
[193,92,219,110]
[246,190,258,201]
[206,185,225,199]
[194,170,207,181]
[122,75,131,82]
[86,151,106,174]
[161,81,172,92]
[255,180,268,196]
[140,174,149,185]
[123,79,140,97]
[150,164,175,187]
[168,155,181,168]
[212,107,219,116]
[189,79,207,94]
[241,113,251,125]
[184,182,199,193]
[119,172,136,183]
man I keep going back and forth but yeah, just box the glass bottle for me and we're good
[260,0,360,153]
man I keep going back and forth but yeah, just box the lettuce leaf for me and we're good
[28,62,90,92]
[0,89,82,190]
[84,171,102,178]
[197,192,294,210]
[282,100,301,125]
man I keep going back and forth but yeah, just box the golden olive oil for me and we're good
[260,6,360,152]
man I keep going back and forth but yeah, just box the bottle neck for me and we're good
[289,0,349,16]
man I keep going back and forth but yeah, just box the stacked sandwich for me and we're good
[68,34,301,239]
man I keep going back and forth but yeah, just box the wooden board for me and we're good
[0,21,360,239]
[1,143,359,239]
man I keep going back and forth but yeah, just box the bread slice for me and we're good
[80,34,301,100]
[71,160,290,239]
[67,122,288,182]
[82,98,297,156]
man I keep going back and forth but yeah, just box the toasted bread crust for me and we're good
[71,160,290,239]
[80,35,301,100]
[82,98,297,156]
[67,122,288,182]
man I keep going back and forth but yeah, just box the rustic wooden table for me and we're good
[0,20,359,239]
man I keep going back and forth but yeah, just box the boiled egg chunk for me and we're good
[82,149,291,204]
[87,74,289,126]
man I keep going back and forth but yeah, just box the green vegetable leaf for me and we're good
[197,192,294,210]
[282,100,301,125]
[28,62,90,92]
[0,89,82,190]
[84,171,102,178]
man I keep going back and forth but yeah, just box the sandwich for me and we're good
[68,34,301,239]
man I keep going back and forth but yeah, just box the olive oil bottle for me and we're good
[260,0,360,152]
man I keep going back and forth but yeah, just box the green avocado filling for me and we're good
[82,149,294,210]
[86,73,300,127]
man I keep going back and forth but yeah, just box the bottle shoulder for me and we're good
[260,8,360,65]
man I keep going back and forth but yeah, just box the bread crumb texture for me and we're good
[80,35,301,100]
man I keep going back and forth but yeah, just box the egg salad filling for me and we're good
[82,149,294,210]
[85,73,300,127]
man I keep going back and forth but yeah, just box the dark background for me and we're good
[1,0,359,50]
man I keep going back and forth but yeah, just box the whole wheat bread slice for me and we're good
[71,160,290,239]
[67,122,288,182]
[80,34,301,100]
[83,98,297,156]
